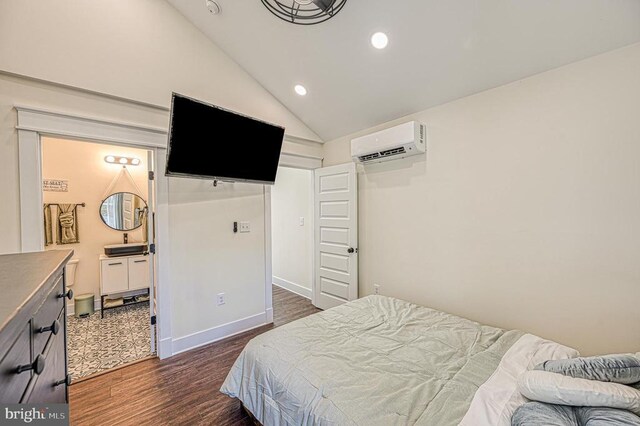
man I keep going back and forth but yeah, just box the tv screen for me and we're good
[166,93,285,184]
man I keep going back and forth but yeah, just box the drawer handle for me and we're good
[54,374,72,387]
[108,262,123,266]
[38,319,60,335]
[16,355,45,375]
[58,289,73,300]
[134,260,147,263]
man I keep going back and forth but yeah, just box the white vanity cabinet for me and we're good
[127,256,151,291]
[99,254,150,295]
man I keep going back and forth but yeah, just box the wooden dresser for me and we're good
[0,250,73,404]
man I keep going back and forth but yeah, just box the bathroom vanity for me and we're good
[99,253,150,317]
[0,250,73,403]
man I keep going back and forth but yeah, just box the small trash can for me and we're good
[74,293,94,318]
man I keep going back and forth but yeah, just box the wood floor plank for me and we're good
[69,286,320,425]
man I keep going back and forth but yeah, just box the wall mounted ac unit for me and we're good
[351,121,426,164]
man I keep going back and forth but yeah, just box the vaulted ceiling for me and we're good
[168,0,640,141]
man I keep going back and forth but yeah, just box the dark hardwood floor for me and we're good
[69,286,321,426]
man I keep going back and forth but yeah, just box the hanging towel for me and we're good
[138,207,149,243]
[56,204,80,244]
[43,204,54,246]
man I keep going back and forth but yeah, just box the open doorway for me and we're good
[271,167,316,320]
[41,136,157,380]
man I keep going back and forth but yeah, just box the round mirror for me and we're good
[100,192,148,231]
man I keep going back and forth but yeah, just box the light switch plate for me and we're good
[239,221,250,233]
[299,217,305,226]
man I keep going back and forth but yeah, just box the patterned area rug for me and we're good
[67,301,152,380]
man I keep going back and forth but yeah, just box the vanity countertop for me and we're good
[0,250,73,332]
[99,253,148,261]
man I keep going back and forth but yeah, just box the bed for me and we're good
[221,295,578,425]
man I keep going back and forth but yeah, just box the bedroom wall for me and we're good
[271,167,314,298]
[0,0,322,356]
[322,43,640,356]
[167,180,267,345]
[41,138,149,307]
[0,0,319,142]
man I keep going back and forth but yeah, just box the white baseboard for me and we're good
[273,276,312,299]
[171,311,270,355]
[68,302,273,358]
[158,338,173,360]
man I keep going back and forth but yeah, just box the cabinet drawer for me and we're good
[128,256,150,291]
[24,312,67,404]
[0,324,31,403]
[101,259,129,294]
[32,277,64,357]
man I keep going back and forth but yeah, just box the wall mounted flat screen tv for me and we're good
[166,93,285,184]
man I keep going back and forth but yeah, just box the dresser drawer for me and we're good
[32,276,64,357]
[24,312,67,404]
[0,324,31,403]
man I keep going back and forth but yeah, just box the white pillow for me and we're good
[518,370,640,416]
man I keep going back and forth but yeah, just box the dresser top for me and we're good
[0,250,73,332]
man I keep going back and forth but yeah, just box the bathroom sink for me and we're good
[104,243,148,257]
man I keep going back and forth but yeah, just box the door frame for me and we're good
[268,156,323,310]
[15,105,173,359]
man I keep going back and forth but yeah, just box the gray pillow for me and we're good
[577,407,640,426]
[535,354,640,385]
[512,402,576,426]
[512,402,640,426]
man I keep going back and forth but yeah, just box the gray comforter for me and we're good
[221,295,530,425]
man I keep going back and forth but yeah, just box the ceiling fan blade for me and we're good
[311,0,336,12]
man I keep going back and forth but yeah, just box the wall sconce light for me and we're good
[105,155,140,166]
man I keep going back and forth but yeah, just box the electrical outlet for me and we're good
[239,221,250,233]
[217,293,225,305]
[299,217,305,226]
[374,284,380,295]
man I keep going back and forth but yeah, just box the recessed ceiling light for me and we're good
[371,32,389,49]
[294,84,308,96]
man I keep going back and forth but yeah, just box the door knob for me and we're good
[347,247,358,254]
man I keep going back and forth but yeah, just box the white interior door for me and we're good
[314,163,358,310]
[147,150,157,354]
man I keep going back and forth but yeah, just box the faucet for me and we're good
[123,233,128,244]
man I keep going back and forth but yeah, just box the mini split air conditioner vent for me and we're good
[358,153,380,162]
[381,146,406,156]
[358,147,407,163]
[351,121,426,164]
